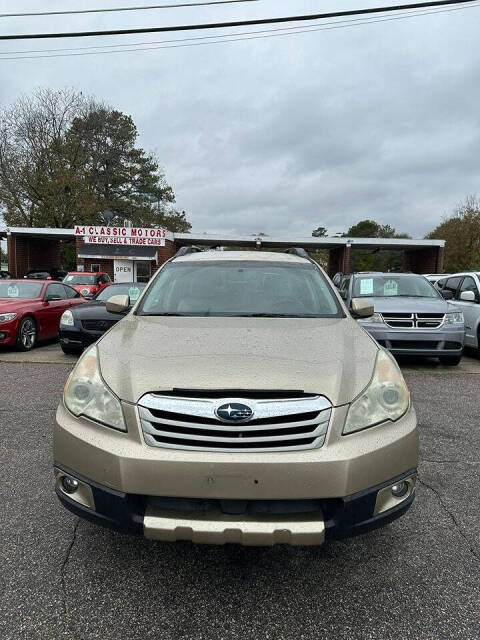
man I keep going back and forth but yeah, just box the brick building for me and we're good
[0,226,445,280]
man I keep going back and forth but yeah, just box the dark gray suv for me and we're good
[338,272,465,365]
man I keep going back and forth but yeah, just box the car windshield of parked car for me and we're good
[95,283,145,302]
[64,275,96,285]
[352,275,440,298]
[0,282,43,299]
[137,260,343,317]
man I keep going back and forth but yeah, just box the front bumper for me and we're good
[54,400,418,545]
[55,465,416,545]
[0,318,20,347]
[59,326,102,350]
[359,324,464,356]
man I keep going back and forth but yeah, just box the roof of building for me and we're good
[173,232,445,250]
[0,226,445,250]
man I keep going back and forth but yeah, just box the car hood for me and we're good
[97,315,379,406]
[72,301,125,322]
[369,296,456,313]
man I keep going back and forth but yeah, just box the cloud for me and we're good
[1,0,479,239]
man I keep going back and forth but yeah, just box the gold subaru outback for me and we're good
[54,248,418,546]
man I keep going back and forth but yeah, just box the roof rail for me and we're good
[285,247,310,260]
[174,245,204,258]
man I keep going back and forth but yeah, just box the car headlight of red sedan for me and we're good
[0,313,18,323]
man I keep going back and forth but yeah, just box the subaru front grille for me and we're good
[138,393,331,452]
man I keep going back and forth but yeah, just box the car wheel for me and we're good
[439,355,462,366]
[16,316,37,351]
[61,345,83,356]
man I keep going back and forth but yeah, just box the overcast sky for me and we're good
[1,0,479,241]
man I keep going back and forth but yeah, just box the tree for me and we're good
[345,219,411,272]
[0,89,95,227]
[0,89,190,232]
[427,196,480,271]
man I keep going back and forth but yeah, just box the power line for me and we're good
[0,1,478,60]
[1,2,478,57]
[0,0,259,19]
[0,0,477,41]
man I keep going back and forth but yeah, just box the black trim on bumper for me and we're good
[323,469,416,540]
[54,464,417,541]
[59,327,101,350]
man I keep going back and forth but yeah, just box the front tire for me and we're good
[439,355,462,366]
[16,316,37,351]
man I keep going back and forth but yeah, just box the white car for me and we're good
[436,273,480,352]
[423,273,452,285]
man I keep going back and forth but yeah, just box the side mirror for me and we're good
[45,294,62,302]
[351,297,374,318]
[106,294,130,314]
[460,291,476,302]
[441,290,453,300]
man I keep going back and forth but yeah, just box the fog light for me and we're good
[0,332,6,340]
[391,481,409,498]
[62,476,79,494]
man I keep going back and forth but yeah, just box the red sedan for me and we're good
[63,272,111,299]
[0,280,86,351]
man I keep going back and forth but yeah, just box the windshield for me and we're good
[64,274,96,285]
[137,260,343,317]
[352,275,440,299]
[0,282,43,299]
[95,283,146,302]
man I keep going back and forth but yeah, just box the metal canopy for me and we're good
[173,233,445,251]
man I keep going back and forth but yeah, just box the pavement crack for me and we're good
[420,458,479,464]
[417,474,479,561]
[61,517,81,639]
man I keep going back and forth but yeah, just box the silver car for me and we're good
[339,272,465,365]
[436,272,480,352]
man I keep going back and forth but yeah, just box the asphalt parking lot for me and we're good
[0,348,479,640]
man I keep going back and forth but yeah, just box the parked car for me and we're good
[54,248,418,546]
[339,272,465,365]
[63,271,111,298]
[0,280,85,351]
[435,272,480,353]
[59,281,147,355]
[423,273,452,285]
[0,270,12,279]
[24,268,67,281]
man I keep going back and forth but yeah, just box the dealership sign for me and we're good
[75,225,166,247]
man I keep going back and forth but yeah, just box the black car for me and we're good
[58,281,146,355]
[24,268,67,281]
[0,270,12,279]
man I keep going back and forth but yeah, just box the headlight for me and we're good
[358,312,384,324]
[343,350,410,434]
[60,310,74,326]
[0,312,17,323]
[64,345,126,431]
[444,312,464,325]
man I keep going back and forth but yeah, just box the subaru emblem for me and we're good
[215,402,254,423]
